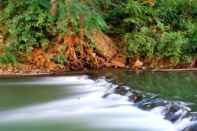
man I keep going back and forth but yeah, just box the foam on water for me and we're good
[0,75,95,85]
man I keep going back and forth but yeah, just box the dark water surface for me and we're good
[0,70,197,131]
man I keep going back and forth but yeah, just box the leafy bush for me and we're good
[1,0,54,53]
[0,45,17,64]
[183,23,197,55]
[56,0,108,34]
[158,32,186,62]
[119,0,197,64]
[0,52,17,64]
[0,0,108,64]
[126,27,157,57]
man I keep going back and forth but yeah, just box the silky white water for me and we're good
[0,75,195,131]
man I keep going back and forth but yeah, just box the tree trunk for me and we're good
[79,0,85,39]
[50,0,57,16]
[0,0,3,10]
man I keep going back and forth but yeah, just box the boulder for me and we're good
[92,31,117,60]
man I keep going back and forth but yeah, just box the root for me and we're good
[61,33,108,70]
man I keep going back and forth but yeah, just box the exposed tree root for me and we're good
[9,29,127,72]
[62,33,107,70]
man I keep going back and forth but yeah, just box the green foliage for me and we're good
[0,45,17,64]
[56,0,108,34]
[1,0,54,53]
[0,0,108,64]
[115,0,197,64]
[183,22,197,55]
[126,27,157,57]
[1,0,108,41]
[52,54,67,65]
[0,52,17,64]
[158,32,186,62]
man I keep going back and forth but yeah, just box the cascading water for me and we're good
[0,74,196,131]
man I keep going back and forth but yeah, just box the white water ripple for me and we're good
[0,76,194,131]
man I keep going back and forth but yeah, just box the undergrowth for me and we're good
[106,0,197,65]
[0,0,108,64]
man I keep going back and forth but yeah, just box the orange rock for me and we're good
[111,54,126,68]
[132,59,143,70]
[92,31,117,60]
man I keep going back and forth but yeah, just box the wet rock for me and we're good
[102,82,195,127]
[191,112,197,121]
[114,86,130,95]
[129,92,143,103]
[163,103,190,123]
[134,96,167,110]
[183,123,197,131]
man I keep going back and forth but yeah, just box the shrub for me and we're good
[0,0,108,64]
[157,32,186,63]
[1,0,54,53]
[0,53,17,64]
[126,27,157,57]
[120,0,197,64]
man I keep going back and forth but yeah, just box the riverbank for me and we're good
[0,0,196,75]
[1,64,197,77]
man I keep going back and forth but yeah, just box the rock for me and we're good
[191,112,197,121]
[132,59,143,70]
[111,54,126,68]
[114,86,130,95]
[92,31,118,60]
[183,123,197,131]
[129,92,143,103]
[162,103,190,123]
[134,96,167,110]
